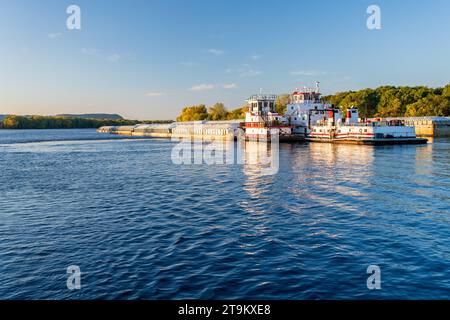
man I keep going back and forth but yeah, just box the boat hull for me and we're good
[306,137,428,145]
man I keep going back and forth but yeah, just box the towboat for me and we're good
[307,107,428,145]
[241,93,304,142]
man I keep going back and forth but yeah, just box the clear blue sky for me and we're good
[1,0,449,120]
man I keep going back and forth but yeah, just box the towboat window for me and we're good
[364,129,368,132]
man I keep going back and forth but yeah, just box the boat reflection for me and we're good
[239,140,279,178]
[290,143,376,213]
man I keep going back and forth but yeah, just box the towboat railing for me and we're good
[244,121,290,128]
[313,120,410,127]
[248,94,277,101]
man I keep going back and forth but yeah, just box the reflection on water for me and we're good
[241,140,279,178]
[238,141,281,258]
[414,143,434,183]
[289,143,375,212]
[308,142,375,166]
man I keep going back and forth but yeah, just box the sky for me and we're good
[0,0,450,120]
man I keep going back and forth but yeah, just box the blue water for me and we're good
[0,129,449,299]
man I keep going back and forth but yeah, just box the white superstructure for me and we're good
[284,82,334,134]
[243,93,295,141]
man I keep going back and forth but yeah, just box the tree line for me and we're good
[0,115,172,129]
[322,84,450,118]
[176,103,245,122]
[176,84,450,122]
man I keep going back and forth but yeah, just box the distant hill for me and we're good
[0,115,139,129]
[55,113,124,120]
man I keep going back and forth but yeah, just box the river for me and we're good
[0,129,449,299]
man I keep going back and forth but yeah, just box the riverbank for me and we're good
[0,115,172,130]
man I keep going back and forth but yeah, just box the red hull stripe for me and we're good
[310,133,375,137]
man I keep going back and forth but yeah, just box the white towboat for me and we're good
[284,82,427,145]
[242,93,304,141]
[307,107,428,145]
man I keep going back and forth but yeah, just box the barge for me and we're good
[97,121,241,141]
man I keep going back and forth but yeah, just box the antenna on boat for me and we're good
[315,81,320,93]
[259,88,263,94]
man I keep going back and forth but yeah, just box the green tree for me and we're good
[2,116,19,128]
[442,83,450,98]
[226,106,246,120]
[323,91,353,109]
[275,94,290,114]
[405,96,450,117]
[176,105,208,122]
[333,89,380,117]
[208,103,228,120]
